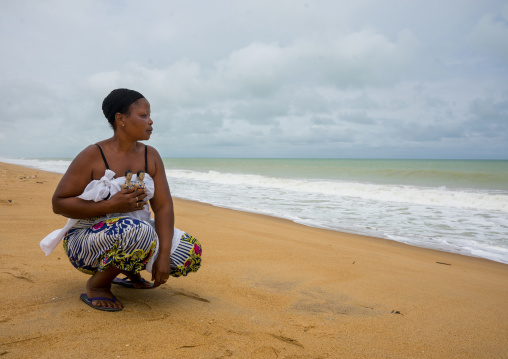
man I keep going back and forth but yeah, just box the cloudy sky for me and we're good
[1,0,507,159]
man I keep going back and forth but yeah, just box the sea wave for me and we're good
[166,169,508,212]
[2,157,507,264]
[0,158,71,174]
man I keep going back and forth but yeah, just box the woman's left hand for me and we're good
[151,253,171,287]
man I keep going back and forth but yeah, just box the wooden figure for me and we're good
[121,170,133,190]
[134,170,146,190]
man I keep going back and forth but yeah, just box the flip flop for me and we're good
[80,293,123,312]
[112,276,154,289]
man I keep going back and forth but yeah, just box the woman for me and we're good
[42,88,202,312]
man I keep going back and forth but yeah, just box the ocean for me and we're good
[2,157,508,264]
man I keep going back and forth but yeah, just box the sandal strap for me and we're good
[88,296,116,302]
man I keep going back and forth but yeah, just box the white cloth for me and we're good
[40,170,181,273]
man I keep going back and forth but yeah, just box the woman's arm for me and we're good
[148,147,175,287]
[52,145,146,219]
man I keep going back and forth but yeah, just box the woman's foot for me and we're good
[115,272,153,289]
[85,266,124,310]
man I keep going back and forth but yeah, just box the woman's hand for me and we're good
[108,187,148,213]
[151,253,171,287]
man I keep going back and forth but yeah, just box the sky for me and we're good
[0,0,507,159]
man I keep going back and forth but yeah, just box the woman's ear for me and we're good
[115,112,125,128]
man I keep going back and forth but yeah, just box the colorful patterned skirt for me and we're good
[63,216,202,277]
[170,233,202,277]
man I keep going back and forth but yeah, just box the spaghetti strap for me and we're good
[144,144,148,172]
[95,144,110,170]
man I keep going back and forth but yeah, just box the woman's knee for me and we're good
[170,234,202,277]
[115,217,157,248]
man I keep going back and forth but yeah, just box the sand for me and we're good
[0,161,507,358]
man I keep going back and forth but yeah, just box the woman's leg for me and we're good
[86,265,124,309]
[117,270,153,289]
[64,217,157,307]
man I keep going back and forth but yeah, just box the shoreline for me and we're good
[1,161,508,358]
[175,195,506,267]
[3,160,506,265]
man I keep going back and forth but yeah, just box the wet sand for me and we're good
[1,161,507,358]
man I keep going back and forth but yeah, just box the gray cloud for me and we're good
[0,0,507,159]
[467,97,508,137]
[468,8,508,63]
[337,111,377,125]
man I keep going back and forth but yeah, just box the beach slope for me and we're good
[0,162,507,358]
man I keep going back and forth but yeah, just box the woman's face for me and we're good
[121,98,153,140]
[126,172,133,180]
[138,172,145,180]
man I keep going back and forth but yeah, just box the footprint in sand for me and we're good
[252,346,279,358]
[1,270,33,283]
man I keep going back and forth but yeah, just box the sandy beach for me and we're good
[1,161,507,358]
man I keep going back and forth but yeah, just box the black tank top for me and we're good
[95,144,148,200]
[95,143,148,172]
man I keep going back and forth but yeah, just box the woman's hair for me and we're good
[102,88,145,129]
[137,170,145,177]
[125,170,133,176]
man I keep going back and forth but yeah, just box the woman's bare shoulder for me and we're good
[145,145,163,175]
[145,144,161,158]
[64,144,107,180]
[70,145,102,167]
[54,145,104,198]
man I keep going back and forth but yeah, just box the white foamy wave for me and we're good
[166,169,508,212]
[3,157,507,264]
[0,158,71,174]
